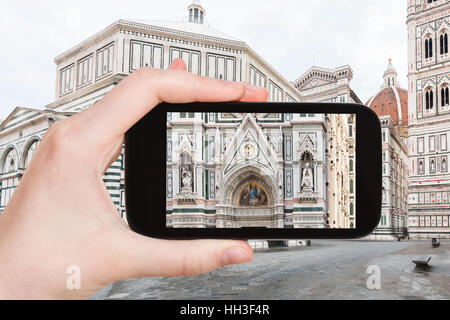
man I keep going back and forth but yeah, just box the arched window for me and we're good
[1,148,19,208]
[24,140,39,169]
[440,32,448,55]
[3,149,18,173]
[446,33,449,54]
[441,86,449,107]
[349,159,354,172]
[194,8,199,22]
[349,179,354,194]
[350,202,354,216]
[430,90,434,109]
[425,37,433,59]
[429,37,433,58]
[425,88,434,110]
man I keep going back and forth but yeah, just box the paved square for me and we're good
[91,240,450,300]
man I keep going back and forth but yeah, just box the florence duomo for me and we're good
[166,112,355,229]
[1,0,450,239]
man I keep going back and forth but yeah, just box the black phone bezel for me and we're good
[125,102,381,239]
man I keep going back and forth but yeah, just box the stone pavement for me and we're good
[91,240,450,300]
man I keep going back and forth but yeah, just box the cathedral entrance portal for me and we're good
[215,166,284,228]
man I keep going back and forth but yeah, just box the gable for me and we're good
[0,107,47,132]
[222,115,279,177]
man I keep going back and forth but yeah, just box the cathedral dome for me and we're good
[366,59,408,126]
[366,86,408,126]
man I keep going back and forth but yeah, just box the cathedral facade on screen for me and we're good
[0,1,357,231]
[167,111,355,229]
[406,0,450,239]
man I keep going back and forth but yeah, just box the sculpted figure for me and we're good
[301,163,313,189]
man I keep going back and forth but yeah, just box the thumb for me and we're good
[116,233,254,278]
[168,58,187,71]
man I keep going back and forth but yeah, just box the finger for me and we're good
[101,137,124,174]
[115,234,254,278]
[239,83,268,102]
[74,68,246,147]
[168,58,187,71]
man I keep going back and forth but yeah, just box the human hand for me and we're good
[0,59,268,299]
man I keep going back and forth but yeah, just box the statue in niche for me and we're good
[419,160,424,174]
[382,180,388,202]
[181,167,192,190]
[223,135,231,152]
[299,151,316,199]
[301,163,314,190]
[179,151,193,194]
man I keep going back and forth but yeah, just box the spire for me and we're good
[382,58,398,89]
[188,1,206,24]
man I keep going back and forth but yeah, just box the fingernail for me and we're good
[169,58,183,69]
[221,247,253,266]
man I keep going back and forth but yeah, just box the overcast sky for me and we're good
[0,0,407,120]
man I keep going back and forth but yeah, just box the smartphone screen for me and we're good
[166,112,356,229]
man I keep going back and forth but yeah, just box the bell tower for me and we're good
[188,1,206,24]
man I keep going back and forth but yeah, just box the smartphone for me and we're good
[125,102,381,239]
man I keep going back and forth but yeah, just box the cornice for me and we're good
[406,2,450,24]
[244,47,301,100]
[46,74,127,109]
[54,22,122,65]
[117,20,246,49]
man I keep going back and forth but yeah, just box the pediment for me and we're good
[0,107,75,133]
[421,23,435,36]
[298,78,334,90]
[438,74,450,85]
[298,133,317,160]
[222,115,278,176]
[437,17,450,31]
[0,107,47,132]
[421,77,436,89]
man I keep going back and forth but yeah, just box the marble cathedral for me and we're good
[0,1,358,232]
